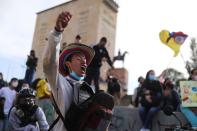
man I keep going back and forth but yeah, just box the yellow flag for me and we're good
[159,30,188,57]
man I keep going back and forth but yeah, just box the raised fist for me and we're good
[55,11,72,32]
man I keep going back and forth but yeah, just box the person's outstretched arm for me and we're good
[104,48,113,68]
[43,11,72,89]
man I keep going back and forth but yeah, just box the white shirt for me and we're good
[0,87,16,114]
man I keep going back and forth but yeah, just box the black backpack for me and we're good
[49,82,114,131]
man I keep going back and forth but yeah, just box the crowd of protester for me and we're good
[0,10,197,131]
[1,60,197,131]
[0,49,52,130]
[0,11,115,131]
[0,73,51,131]
[131,68,197,131]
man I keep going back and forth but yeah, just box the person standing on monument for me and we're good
[84,37,114,92]
[24,50,38,85]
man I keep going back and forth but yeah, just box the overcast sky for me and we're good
[0,0,197,94]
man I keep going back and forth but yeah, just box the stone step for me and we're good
[109,106,189,131]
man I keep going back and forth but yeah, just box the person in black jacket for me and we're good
[0,73,7,89]
[107,76,121,105]
[0,97,5,120]
[24,50,38,85]
[162,78,181,111]
[139,70,162,131]
[107,76,120,96]
[84,37,113,92]
[133,76,145,107]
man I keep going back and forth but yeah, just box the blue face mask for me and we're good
[149,75,156,81]
[70,71,84,81]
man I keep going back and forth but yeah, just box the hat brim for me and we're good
[59,43,95,76]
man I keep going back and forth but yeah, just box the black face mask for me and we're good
[18,97,35,110]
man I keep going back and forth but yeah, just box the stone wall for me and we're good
[32,0,118,79]
[109,106,189,131]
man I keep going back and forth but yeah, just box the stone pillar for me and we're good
[31,0,118,80]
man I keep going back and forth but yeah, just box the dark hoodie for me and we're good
[140,70,162,108]
[0,73,7,89]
